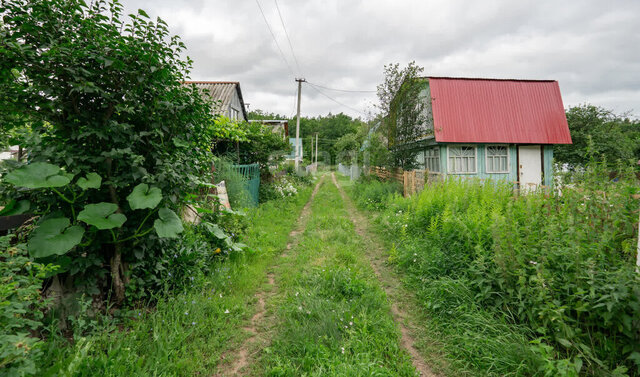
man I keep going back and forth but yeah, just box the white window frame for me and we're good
[424,146,440,173]
[447,145,477,174]
[485,144,510,174]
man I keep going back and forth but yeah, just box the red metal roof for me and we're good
[428,77,572,144]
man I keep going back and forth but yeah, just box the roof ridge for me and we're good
[424,76,556,82]
[183,81,240,85]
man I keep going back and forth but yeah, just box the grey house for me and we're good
[185,81,248,121]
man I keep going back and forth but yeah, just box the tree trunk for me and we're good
[110,246,125,304]
[106,157,126,304]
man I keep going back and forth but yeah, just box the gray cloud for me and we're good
[121,0,640,118]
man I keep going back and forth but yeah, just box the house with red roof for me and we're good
[390,77,572,188]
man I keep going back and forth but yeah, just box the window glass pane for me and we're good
[486,146,509,172]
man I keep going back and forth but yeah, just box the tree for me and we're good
[377,62,431,169]
[555,105,640,168]
[0,0,216,302]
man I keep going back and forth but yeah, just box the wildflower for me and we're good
[191,300,195,304]
[295,292,299,296]
[138,312,142,316]
[215,248,221,254]
[168,272,172,277]
[298,306,302,311]
[219,293,223,298]
[184,311,189,315]
[349,322,353,326]
[224,309,230,314]
[341,347,345,354]
[192,322,196,326]
[529,261,538,265]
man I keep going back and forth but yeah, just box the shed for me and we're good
[184,81,248,121]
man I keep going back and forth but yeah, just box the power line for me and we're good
[306,83,369,117]
[255,0,295,77]
[305,81,376,93]
[274,0,301,75]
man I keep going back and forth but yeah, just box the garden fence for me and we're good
[227,163,260,206]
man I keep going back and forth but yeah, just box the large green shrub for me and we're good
[0,0,216,302]
[368,165,640,375]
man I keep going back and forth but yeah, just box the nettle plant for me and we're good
[4,162,183,274]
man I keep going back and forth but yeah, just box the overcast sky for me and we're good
[121,0,640,120]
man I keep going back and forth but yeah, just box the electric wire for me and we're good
[305,81,377,93]
[274,0,301,76]
[255,0,295,77]
[306,83,369,117]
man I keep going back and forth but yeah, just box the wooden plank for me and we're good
[0,214,33,231]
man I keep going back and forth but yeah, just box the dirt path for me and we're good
[331,173,438,377]
[218,176,325,376]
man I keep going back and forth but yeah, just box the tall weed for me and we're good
[367,163,640,376]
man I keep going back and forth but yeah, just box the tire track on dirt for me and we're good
[331,173,437,377]
[218,176,325,376]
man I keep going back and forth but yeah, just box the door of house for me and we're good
[518,145,542,190]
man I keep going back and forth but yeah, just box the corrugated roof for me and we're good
[428,77,572,144]
[183,81,247,120]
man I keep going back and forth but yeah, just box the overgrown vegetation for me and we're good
[33,186,312,375]
[351,164,640,376]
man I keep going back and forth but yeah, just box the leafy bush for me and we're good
[0,234,55,375]
[368,163,640,376]
[351,176,402,210]
[0,0,218,303]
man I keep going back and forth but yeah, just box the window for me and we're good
[486,145,509,173]
[230,108,239,120]
[448,146,476,174]
[425,147,440,172]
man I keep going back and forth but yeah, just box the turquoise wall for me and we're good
[543,145,554,187]
[434,144,555,186]
[438,144,518,182]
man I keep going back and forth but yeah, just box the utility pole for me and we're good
[315,133,318,166]
[295,78,305,171]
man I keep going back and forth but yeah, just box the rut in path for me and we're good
[218,176,324,377]
[331,173,437,377]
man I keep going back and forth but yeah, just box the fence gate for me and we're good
[230,163,260,206]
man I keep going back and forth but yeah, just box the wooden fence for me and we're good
[372,166,441,197]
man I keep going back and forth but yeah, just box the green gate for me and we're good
[230,163,260,207]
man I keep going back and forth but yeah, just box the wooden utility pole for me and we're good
[295,78,305,171]
[315,133,318,166]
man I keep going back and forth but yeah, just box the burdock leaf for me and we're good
[127,183,162,210]
[203,222,227,239]
[78,202,126,230]
[77,172,102,190]
[154,208,183,238]
[5,162,72,188]
[28,218,84,258]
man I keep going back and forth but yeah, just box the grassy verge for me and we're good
[37,187,313,376]
[251,180,418,376]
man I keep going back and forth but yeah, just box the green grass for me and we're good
[37,187,313,376]
[251,180,418,376]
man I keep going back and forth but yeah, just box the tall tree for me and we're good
[555,105,640,168]
[377,62,430,169]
